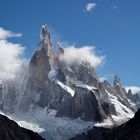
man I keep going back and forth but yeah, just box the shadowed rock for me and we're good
[71,108,140,140]
[0,114,45,140]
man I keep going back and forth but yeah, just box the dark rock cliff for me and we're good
[0,114,45,140]
[71,108,140,140]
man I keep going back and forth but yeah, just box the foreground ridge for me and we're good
[0,114,45,140]
[71,108,140,140]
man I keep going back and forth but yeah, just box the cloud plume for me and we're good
[125,86,140,94]
[0,27,22,40]
[58,45,105,68]
[0,27,25,79]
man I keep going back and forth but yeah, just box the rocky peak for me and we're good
[55,43,64,67]
[113,75,128,105]
[126,89,134,101]
[40,25,51,43]
[114,75,121,89]
[57,43,64,55]
[128,89,132,95]
[30,25,54,80]
[30,25,53,66]
[18,26,54,111]
[113,75,127,94]
[37,25,53,64]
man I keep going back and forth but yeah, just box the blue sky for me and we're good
[0,0,140,87]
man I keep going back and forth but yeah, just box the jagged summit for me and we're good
[114,75,121,88]
[56,43,64,55]
[37,25,53,62]
[40,25,51,42]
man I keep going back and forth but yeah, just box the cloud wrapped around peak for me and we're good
[0,27,25,79]
[125,86,140,94]
[0,27,22,40]
[58,45,105,68]
[85,3,96,12]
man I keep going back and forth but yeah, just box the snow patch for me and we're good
[74,81,97,91]
[106,90,134,119]
[0,109,94,140]
[56,80,75,97]
[95,118,114,128]
[17,121,45,133]
[76,84,97,91]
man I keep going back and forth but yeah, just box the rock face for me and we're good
[0,25,139,123]
[127,89,140,109]
[71,108,140,140]
[57,87,107,121]
[114,76,131,108]
[18,25,53,111]
[15,25,115,122]
[0,114,45,140]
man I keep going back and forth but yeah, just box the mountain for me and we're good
[127,89,140,109]
[71,108,140,140]
[0,25,139,140]
[0,113,45,140]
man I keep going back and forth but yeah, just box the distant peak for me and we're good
[128,89,132,94]
[114,74,121,88]
[57,43,64,55]
[39,24,52,57]
[114,75,120,83]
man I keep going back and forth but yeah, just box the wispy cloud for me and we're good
[99,74,114,82]
[125,86,140,94]
[0,27,22,40]
[0,27,25,79]
[85,3,97,12]
[58,44,105,68]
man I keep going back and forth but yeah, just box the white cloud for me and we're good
[0,27,22,40]
[85,3,96,12]
[99,74,114,82]
[99,77,107,82]
[0,27,25,79]
[58,45,105,68]
[125,86,140,94]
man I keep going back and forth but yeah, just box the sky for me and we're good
[0,0,140,90]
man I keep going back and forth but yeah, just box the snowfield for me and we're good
[106,90,134,119]
[0,109,94,140]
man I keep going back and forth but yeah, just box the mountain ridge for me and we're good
[0,25,139,140]
[71,108,140,140]
[0,113,45,140]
